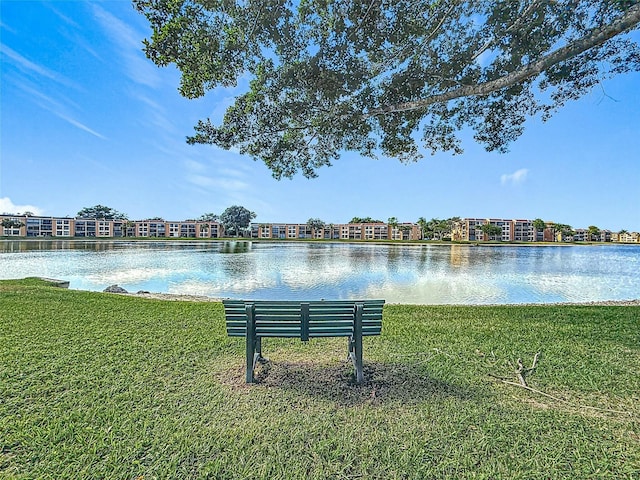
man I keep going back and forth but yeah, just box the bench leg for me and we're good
[246,336,255,383]
[349,304,364,384]
[245,304,257,383]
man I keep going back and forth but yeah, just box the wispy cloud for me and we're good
[90,4,161,89]
[1,43,63,82]
[54,112,107,139]
[500,168,529,186]
[0,197,44,216]
[0,19,17,34]
[135,94,176,134]
[45,3,80,28]
[186,174,249,191]
[14,81,106,139]
[184,159,207,173]
[183,157,253,196]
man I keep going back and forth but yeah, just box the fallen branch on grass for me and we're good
[490,351,629,415]
[496,379,630,415]
[515,351,541,386]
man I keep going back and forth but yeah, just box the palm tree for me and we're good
[428,218,448,240]
[417,217,428,240]
[123,220,135,238]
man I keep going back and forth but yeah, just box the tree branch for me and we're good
[471,0,544,62]
[496,379,630,415]
[370,3,640,115]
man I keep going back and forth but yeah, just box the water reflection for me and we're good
[219,241,252,254]
[1,240,638,304]
[449,244,469,268]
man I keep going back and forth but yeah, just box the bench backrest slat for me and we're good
[223,299,384,338]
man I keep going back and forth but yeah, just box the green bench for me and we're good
[222,299,385,383]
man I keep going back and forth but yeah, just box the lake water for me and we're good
[1,240,638,304]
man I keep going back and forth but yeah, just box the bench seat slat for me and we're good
[226,320,382,328]
[310,329,381,337]
[255,323,301,329]
[256,331,303,338]
[255,311,302,315]
[229,329,383,336]
[308,315,382,322]
[224,299,383,305]
[309,331,352,337]
[255,315,301,322]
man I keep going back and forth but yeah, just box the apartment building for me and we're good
[453,218,557,242]
[2,214,638,243]
[251,222,420,241]
[513,219,535,242]
[612,231,640,243]
[0,215,224,239]
[451,218,488,242]
[573,229,589,242]
[134,220,222,238]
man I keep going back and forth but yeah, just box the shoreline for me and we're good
[117,290,640,306]
[2,237,639,248]
[31,277,640,306]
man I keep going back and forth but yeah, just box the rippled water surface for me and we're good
[1,240,638,304]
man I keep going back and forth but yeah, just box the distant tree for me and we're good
[199,213,219,222]
[444,217,461,240]
[2,218,24,229]
[417,217,429,239]
[422,218,434,239]
[553,223,575,241]
[123,220,135,238]
[220,205,256,237]
[532,218,546,231]
[532,218,547,241]
[436,218,452,240]
[349,217,382,224]
[587,225,601,241]
[23,211,34,217]
[480,223,503,240]
[306,218,325,236]
[387,217,398,228]
[77,205,127,220]
[427,218,450,240]
[136,0,640,179]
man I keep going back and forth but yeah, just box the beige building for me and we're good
[2,214,638,243]
[451,218,519,242]
[612,231,640,243]
[251,222,420,241]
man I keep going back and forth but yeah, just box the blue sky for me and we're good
[1,1,639,231]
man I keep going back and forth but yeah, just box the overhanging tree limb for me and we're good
[370,3,640,115]
[136,0,640,178]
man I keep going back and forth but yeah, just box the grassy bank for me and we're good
[1,278,638,479]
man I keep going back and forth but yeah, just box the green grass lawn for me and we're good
[1,278,638,479]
